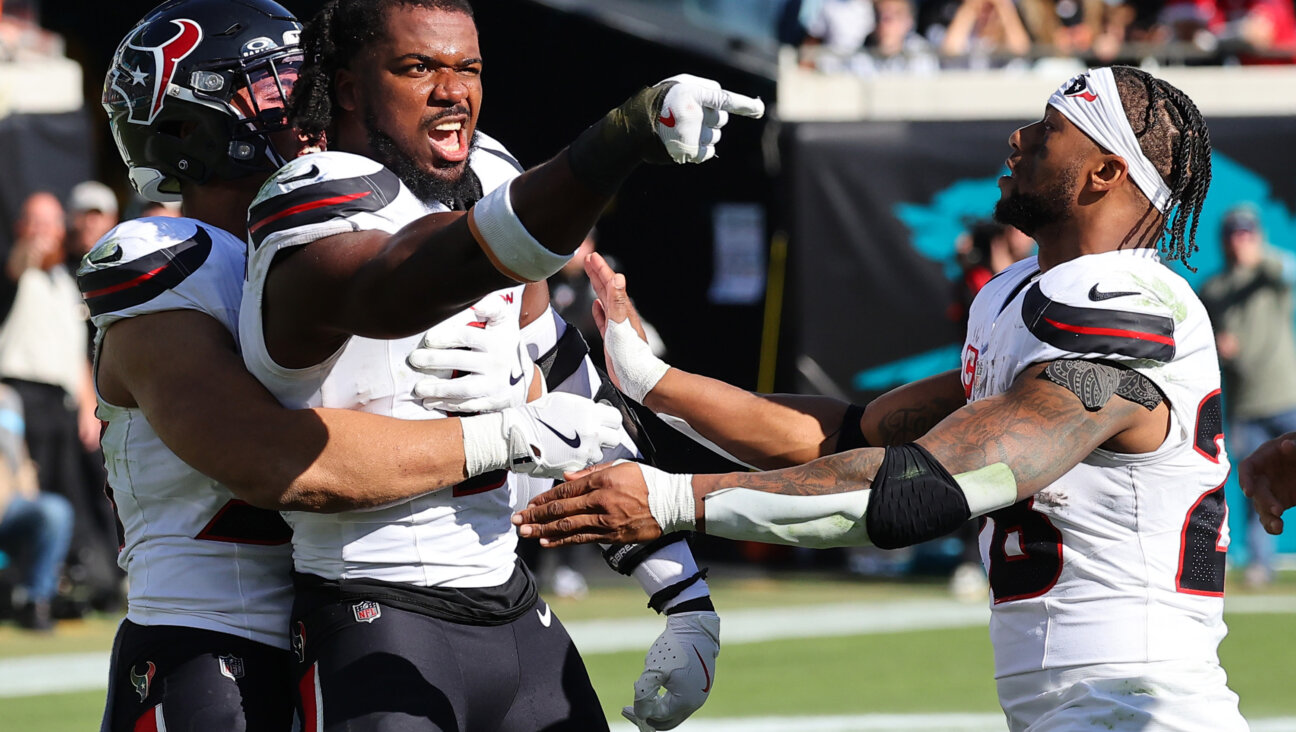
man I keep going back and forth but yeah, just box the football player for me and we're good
[89,1,622,730]
[516,66,1250,732]
[239,1,762,730]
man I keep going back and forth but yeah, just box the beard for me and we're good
[993,171,1076,237]
[364,110,481,208]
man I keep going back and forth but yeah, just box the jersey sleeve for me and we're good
[76,217,245,335]
[469,131,524,196]
[247,151,410,252]
[1020,259,1182,366]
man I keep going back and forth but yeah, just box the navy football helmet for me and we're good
[103,0,302,201]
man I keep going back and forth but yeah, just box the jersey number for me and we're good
[984,498,1062,604]
[195,499,292,545]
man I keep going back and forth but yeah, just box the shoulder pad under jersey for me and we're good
[1021,252,1184,365]
[76,217,244,332]
[248,151,408,250]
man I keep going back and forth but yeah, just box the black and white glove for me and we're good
[623,611,720,731]
[461,392,621,479]
[408,298,531,414]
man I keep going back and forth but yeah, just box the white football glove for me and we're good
[622,611,720,731]
[408,298,531,414]
[461,392,622,479]
[652,74,764,164]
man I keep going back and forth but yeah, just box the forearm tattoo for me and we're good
[724,447,887,498]
[1038,359,1164,412]
[874,394,966,446]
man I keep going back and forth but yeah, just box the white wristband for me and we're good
[630,539,710,611]
[469,180,571,282]
[641,464,696,534]
[605,318,670,403]
[460,412,509,476]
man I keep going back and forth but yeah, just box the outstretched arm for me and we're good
[586,253,966,468]
[515,361,1165,547]
[264,78,763,368]
[100,310,623,511]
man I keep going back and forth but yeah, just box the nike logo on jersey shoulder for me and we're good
[659,109,677,128]
[536,418,582,448]
[536,602,552,627]
[509,371,525,386]
[279,164,320,185]
[1088,284,1141,301]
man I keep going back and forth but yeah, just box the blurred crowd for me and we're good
[782,0,1296,74]
[0,183,177,632]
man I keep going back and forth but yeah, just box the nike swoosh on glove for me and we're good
[652,74,764,164]
[408,297,531,414]
[622,610,720,731]
[503,392,622,478]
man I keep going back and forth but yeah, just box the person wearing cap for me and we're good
[65,181,119,266]
[516,65,1247,731]
[1201,203,1296,587]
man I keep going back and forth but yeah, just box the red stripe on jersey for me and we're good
[1041,316,1176,347]
[250,191,372,233]
[134,705,164,732]
[82,264,168,299]
[299,663,321,732]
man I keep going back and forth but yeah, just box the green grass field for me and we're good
[2,572,1293,730]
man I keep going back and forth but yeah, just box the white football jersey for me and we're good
[961,247,1231,678]
[79,217,294,650]
[241,135,529,587]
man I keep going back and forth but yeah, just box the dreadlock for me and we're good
[1110,65,1212,270]
[290,0,475,147]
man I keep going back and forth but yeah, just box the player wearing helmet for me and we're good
[90,1,624,730]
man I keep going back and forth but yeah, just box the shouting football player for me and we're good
[87,0,661,729]
[516,66,1250,732]
[239,0,762,730]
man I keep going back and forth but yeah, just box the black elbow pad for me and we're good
[864,443,971,550]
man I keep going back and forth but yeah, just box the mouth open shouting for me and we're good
[428,113,471,164]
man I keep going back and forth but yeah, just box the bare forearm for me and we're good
[862,370,965,446]
[692,447,885,502]
[220,408,467,513]
[645,369,849,469]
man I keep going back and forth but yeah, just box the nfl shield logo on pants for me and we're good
[218,654,245,680]
[353,600,381,623]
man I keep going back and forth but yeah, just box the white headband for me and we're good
[1048,67,1172,213]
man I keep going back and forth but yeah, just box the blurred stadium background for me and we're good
[1,0,1295,728]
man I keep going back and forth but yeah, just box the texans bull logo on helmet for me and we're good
[106,18,204,126]
[1063,74,1098,103]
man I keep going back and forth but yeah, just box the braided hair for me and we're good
[290,0,475,147]
[1110,65,1212,269]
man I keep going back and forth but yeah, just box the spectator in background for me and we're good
[0,191,119,617]
[799,0,877,71]
[0,383,73,631]
[1018,0,1136,60]
[938,0,1032,67]
[1200,205,1296,588]
[64,182,119,266]
[858,0,940,73]
[1157,0,1296,63]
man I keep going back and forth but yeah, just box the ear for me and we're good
[1089,153,1129,194]
[335,67,358,113]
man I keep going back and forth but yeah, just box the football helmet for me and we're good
[103,0,302,202]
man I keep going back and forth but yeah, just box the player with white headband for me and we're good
[516,66,1244,732]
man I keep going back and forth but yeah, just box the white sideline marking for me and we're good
[2,595,1293,700]
[608,715,1296,731]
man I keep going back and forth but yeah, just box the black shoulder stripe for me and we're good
[1022,283,1175,361]
[248,167,401,249]
[78,227,213,317]
[478,145,524,173]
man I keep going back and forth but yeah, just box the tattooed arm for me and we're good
[514,361,1168,546]
[862,369,966,446]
